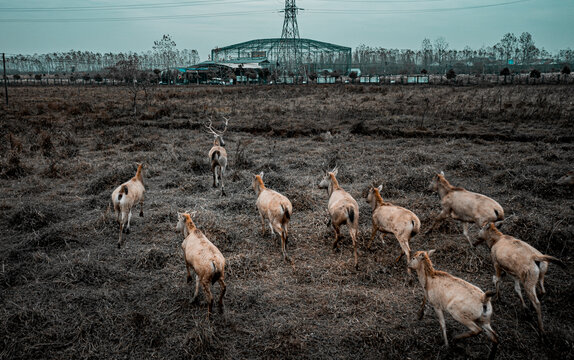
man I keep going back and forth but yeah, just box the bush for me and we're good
[562,65,571,75]
[94,74,103,82]
[500,67,511,76]
[349,71,358,82]
[446,69,456,80]
[530,69,541,78]
[34,74,42,80]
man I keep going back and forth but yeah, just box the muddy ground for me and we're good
[1,83,573,359]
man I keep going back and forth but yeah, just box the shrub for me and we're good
[500,67,511,76]
[446,69,456,80]
[561,65,571,75]
[530,69,541,78]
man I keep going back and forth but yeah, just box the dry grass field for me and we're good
[1,83,573,359]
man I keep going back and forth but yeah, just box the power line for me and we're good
[0,0,264,12]
[306,0,529,14]
[0,10,275,23]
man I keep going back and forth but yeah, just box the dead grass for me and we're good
[0,84,573,359]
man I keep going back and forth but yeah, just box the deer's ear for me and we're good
[332,168,338,176]
[440,171,445,176]
[377,185,383,192]
[428,249,436,257]
[258,171,264,178]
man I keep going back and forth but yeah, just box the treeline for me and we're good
[4,48,199,75]
[4,32,574,77]
[352,32,573,74]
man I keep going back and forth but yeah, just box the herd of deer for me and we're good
[109,119,570,358]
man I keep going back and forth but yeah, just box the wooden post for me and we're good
[3,53,7,105]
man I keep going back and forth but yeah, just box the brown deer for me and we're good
[176,212,226,318]
[475,222,565,333]
[252,172,293,261]
[111,163,145,248]
[427,171,504,245]
[409,250,498,358]
[366,185,421,274]
[318,168,360,269]
[206,117,229,196]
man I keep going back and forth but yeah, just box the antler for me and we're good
[204,116,229,137]
[220,116,229,134]
[205,117,220,137]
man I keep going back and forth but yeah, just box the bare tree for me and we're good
[153,34,177,84]
[519,32,539,65]
[434,37,449,69]
[421,38,433,68]
[497,33,517,65]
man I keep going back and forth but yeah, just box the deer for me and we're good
[252,172,293,261]
[366,185,421,275]
[427,171,504,246]
[176,212,226,318]
[474,222,566,333]
[409,250,498,359]
[206,117,229,196]
[111,163,145,248]
[318,167,360,269]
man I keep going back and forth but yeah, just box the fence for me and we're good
[3,73,574,86]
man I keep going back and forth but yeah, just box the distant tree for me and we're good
[153,34,177,84]
[107,57,144,115]
[420,68,428,74]
[530,69,541,78]
[421,38,433,68]
[83,74,91,82]
[446,68,456,80]
[330,71,340,80]
[308,72,318,82]
[34,74,42,81]
[434,37,449,68]
[94,73,103,83]
[260,68,270,83]
[349,71,358,83]
[497,33,517,65]
[561,65,571,83]
[245,69,257,83]
[500,67,511,83]
[519,32,539,65]
[13,74,21,80]
[153,68,161,83]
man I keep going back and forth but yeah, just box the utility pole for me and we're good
[278,0,303,81]
[3,53,7,105]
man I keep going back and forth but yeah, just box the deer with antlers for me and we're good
[206,117,229,196]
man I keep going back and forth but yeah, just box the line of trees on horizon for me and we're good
[352,32,573,75]
[3,32,573,77]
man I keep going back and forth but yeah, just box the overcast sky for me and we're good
[1,0,572,60]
